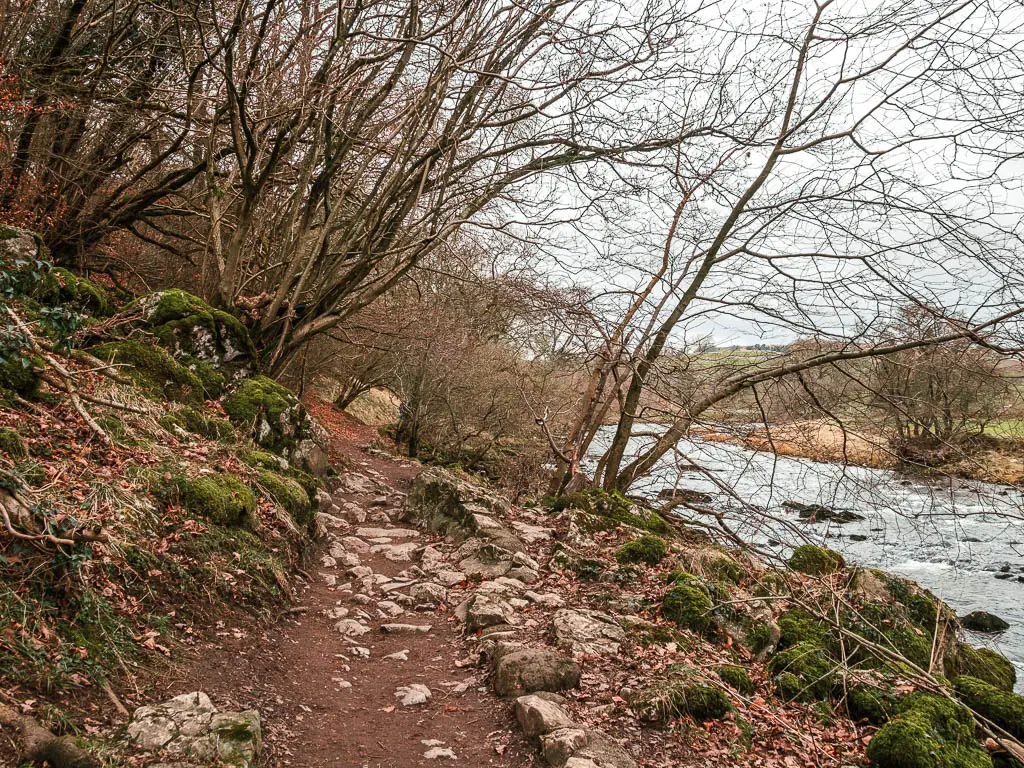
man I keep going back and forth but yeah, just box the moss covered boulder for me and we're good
[950,645,1016,692]
[631,666,732,723]
[846,683,900,725]
[223,376,327,474]
[132,289,257,393]
[34,266,112,316]
[717,665,755,696]
[258,470,312,527]
[159,406,235,441]
[0,354,41,399]
[867,693,992,768]
[768,641,836,702]
[175,472,256,527]
[953,676,1024,740]
[615,534,667,566]
[92,341,205,405]
[788,544,845,576]
[546,489,668,534]
[662,576,713,633]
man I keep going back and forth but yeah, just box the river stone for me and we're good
[127,692,261,768]
[552,609,627,655]
[961,611,1010,633]
[515,694,576,739]
[493,648,581,697]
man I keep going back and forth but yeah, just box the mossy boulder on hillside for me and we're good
[615,535,667,566]
[546,489,668,534]
[950,645,1016,692]
[0,427,27,459]
[92,341,205,405]
[159,406,235,441]
[222,376,327,474]
[846,683,900,725]
[717,665,755,696]
[953,676,1024,740]
[258,470,312,527]
[631,666,732,723]
[132,289,257,392]
[0,355,41,399]
[174,472,256,527]
[768,641,836,702]
[788,544,845,575]
[662,576,713,633]
[867,693,992,768]
[34,267,112,316]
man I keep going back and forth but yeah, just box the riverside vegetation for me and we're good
[2,227,1024,767]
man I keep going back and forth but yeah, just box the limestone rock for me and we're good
[541,728,589,766]
[127,692,261,768]
[395,684,432,706]
[515,694,576,739]
[493,648,581,698]
[552,610,626,655]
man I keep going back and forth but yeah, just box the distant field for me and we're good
[981,418,1024,438]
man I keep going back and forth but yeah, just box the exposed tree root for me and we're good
[0,705,101,768]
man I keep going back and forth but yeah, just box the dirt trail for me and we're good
[159,433,533,767]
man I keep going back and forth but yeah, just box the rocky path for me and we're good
[160,446,534,767]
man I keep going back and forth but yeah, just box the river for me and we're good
[585,431,1024,691]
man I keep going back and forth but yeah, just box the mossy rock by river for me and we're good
[615,534,667,565]
[949,645,1017,692]
[953,676,1024,740]
[788,544,845,575]
[867,693,992,768]
[545,489,668,534]
[768,641,837,702]
[662,574,714,633]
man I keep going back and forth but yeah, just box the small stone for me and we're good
[325,606,349,619]
[332,678,352,689]
[395,683,432,706]
[357,527,420,539]
[381,623,432,634]
[322,574,337,587]
[525,591,565,608]
[377,600,406,617]
[436,570,467,586]
[335,619,370,637]
[321,555,338,568]
[424,747,457,760]
[350,646,371,658]
[342,536,371,553]
[385,650,410,661]
[409,582,447,604]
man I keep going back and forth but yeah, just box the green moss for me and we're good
[258,470,312,526]
[718,665,755,696]
[631,667,732,723]
[878,572,946,630]
[767,642,836,702]
[545,489,668,534]
[180,355,227,399]
[223,375,306,452]
[852,601,935,669]
[778,607,830,650]
[788,544,845,575]
[615,534,667,566]
[951,645,1016,692]
[663,579,713,633]
[704,550,743,583]
[0,354,41,398]
[34,267,112,315]
[174,472,256,527]
[953,676,1024,740]
[159,406,234,441]
[0,427,27,459]
[846,684,900,724]
[91,341,204,405]
[242,450,289,471]
[867,693,992,768]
